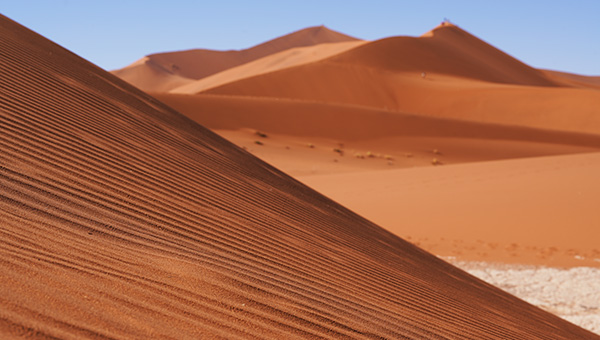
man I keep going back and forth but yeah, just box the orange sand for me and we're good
[300,152,600,268]
[112,26,360,92]
[5,14,599,339]
[132,23,600,272]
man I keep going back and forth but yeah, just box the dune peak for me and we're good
[1,13,599,339]
[421,20,465,37]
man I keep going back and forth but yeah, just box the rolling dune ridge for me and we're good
[2,14,599,339]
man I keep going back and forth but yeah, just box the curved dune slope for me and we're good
[155,93,600,148]
[330,23,557,86]
[169,40,367,94]
[542,69,600,89]
[110,56,195,92]
[203,24,600,135]
[1,15,598,339]
[112,25,359,92]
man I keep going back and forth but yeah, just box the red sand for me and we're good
[2,14,599,339]
[300,152,600,268]
[112,26,360,92]
[169,41,367,94]
[197,24,600,135]
[142,21,600,273]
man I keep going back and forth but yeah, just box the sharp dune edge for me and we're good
[194,24,600,135]
[112,25,359,92]
[1,15,598,340]
[169,41,368,94]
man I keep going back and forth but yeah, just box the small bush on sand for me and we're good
[255,131,268,138]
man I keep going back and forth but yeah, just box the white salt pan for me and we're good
[449,260,600,335]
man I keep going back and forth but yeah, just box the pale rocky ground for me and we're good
[449,260,600,335]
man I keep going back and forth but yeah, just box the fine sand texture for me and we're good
[451,261,600,334]
[2,14,599,339]
[299,152,600,268]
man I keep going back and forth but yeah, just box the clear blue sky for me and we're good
[3,1,599,75]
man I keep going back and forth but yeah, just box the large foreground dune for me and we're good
[2,14,598,339]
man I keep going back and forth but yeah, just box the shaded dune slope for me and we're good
[169,40,367,94]
[330,23,557,87]
[112,26,359,92]
[202,25,600,135]
[1,15,597,339]
[542,69,600,89]
[154,93,600,148]
[202,23,560,101]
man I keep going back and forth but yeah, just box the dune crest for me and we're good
[169,40,367,94]
[1,14,598,339]
[112,25,360,92]
[198,24,600,135]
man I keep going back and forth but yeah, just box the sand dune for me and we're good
[542,69,600,89]
[154,93,600,174]
[112,25,359,92]
[200,24,600,135]
[110,56,195,92]
[453,261,600,334]
[155,93,600,147]
[300,152,600,268]
[337,23,558,86]
[2,14,598,339]
[170,40,367,94]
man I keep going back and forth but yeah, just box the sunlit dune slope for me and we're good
[300,152,600,268]
[542,69,600,89]
[202,24,600,135]
[169,40,367,94]
[112,25,359,92]
[333,23,558,86]
[110,56,195,92]
[1,15,598,339]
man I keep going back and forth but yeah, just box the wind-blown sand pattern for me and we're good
[451,261,600,334]
[2,14,598,339]
[299,152,600,268]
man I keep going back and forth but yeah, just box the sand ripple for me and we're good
[452,261,600,335]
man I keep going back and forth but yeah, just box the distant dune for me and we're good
[542,69,600,89]
[155,93,600,147]
[2,14,598,339]
[112,25,359,92]
[197,24,600,135]
[169,40,367,94]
